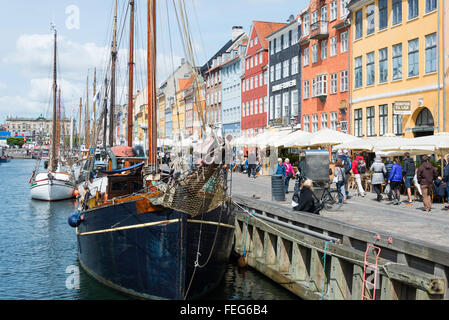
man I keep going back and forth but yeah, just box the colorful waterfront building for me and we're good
[203,27,246,137]
[348,0,447,138]
[266,16,302,130]
[241,21,287,137]
[134,88,148,146]
[299,0,351,133]
[184,75,207,139]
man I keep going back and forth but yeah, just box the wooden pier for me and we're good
[231,175,449,300]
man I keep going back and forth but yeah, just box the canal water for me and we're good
[0,160,299,300]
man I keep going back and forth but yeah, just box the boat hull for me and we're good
[31,173,75,201]
[77,199,235,300]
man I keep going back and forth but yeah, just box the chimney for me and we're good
[232,26,244,41]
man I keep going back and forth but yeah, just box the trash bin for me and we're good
[271,175,286,201]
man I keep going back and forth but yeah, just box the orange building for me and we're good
[299,0,351,133]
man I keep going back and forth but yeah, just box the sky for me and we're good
[0,0,307,123]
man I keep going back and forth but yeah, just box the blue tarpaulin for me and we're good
[99,162,145,174]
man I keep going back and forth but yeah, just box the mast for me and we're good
[109,0,118,147]
[103,78,109,148]
[93,68,97,147]
[57,88,61,159]
[50,27,58,172]
[147,0,157,165]
[85,74,90,149]
[78,97,82,148]
[127,0,135,147]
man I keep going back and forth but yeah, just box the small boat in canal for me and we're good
[29,26,75,201]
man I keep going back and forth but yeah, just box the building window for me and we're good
[303,13,310,36]
[340,70,348,92]
[254,75,258,88]
[392,0,402,26]
[250,100,254,115]
[425,33,437,73]
[392,43,403,80]
[303,80,310,99]
[355,56,363,88]
[264,96,268,113]
[330,36,337,57]
[259,98,263,113]
[250,57,253,68]
[304,115,310,132]
[330,112,338,131]
[312,114,319,132]
[379,48,388,83]
[366,3,375,35]
[275,63,282,81]
[270,41,274,55]
[366,52,375,86]
[264,71,268,85]
[283,60,290,78]
[340,31,348,53]
[312,44,318,63]
[312,11,318,29]
[315,74,327,96]
[275,94,282,118]
[321,40,327,60]
[283,33,289,50]
[254,99,258,115]
[276,37,281,53]
[393,114,403,135]
[330,73,338,94]
[270,66,274,83]
[379,0,388,30]
[408,38,419,77]
[426,0,437,13]
[379,104,388,136]
[321,113,328,129]
[303,48,309,66]
[291,90,299,116]
[340,0,349,19]
[366,106,375,136]
[330,0,337,21]
[259,52,263,64]
[283,92,289,118]
[259,73,263,87]
[408,0,419,20]
[291,56,299,75]
[254,37,258,45]
[355,9,363,40]
[354,108,363,137]
[270,96,274,119]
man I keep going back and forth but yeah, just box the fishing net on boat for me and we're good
[156,163,228,217]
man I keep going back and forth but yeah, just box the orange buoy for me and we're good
[237,255,248,268]
[102,193,108,202]
[73,189,80,197]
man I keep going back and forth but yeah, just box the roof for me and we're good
[178,75,196,91]
[252,21,287,49]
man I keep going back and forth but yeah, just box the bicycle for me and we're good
[295,175,340,212]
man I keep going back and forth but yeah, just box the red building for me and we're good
[299,0,350,133]
[241,21,286,137]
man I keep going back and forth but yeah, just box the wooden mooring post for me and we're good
[232,195,448,300]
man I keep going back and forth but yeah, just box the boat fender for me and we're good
[73,189,80,197]
[68,210,83,228]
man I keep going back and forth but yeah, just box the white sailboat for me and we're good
[30,26,75,201]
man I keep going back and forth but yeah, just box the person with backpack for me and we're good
[370,155,387,202]
[417,155,438,213]
[388,158,403,205]
[403,152,416,205]
[352,153,366,197]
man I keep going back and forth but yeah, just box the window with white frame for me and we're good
[330,36,337,57]
[340,70,348,92]
[270,96,274,119]
[242,80,246,92]
[379,48,388,83]
[330,112,338,131]
[312,114,319,132]
[304,114,310,132]
[264,71,268,85]
[330,1,337,21]
[392,43,403,80]
[283,92,289,118]
[270,66,274,83]
[250,77,253,90]
[314,74,327,96]
[250,57,253,68]
[259,98,263,113]
[276,37,281,53]
[366,106,375,136]
[303,80,310,99]
[264,96,268,113]
[259,73,263,87]
[283,33,289,50]
[291,90,299,116]
[312,44,318,63]
[408,38,419,77]
[312,11,318,30]
[321,40,327,60]
[283,60,290,78]
[250,100,253,115]
[392,0,402,25]
[275,63,282,81]
[254,75,258,88]
[340,31,348,53]
[366,3,375,35]
[259,52,263,64]
[379,104,388,136]
[321,113,328,129]
[426,0,437,13]
[340,0,349,19]
[354,108,363,137]
[291,56,299,75]
[254,55,258,66]
[254,37,258,45]
[355,56,363,88]
[275,94,281,118]
[366,52,375,86]
[304,47,309,66]
[330,73,338,94]
[425,33,437,73]
[303,13,310,36]
[393,114,403,135]
[270,41,274,55]
[254,99,258,115]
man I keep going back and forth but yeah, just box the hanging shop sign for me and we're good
[393,101,412,115]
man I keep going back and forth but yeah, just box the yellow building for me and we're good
[134,88,148,146]
[157,91,166,139]
[348,0,446,138]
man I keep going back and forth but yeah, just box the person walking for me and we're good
[275,158,286,176]
[403,152,416,205]
[384,157,394,200]
[284,158,295,194]
[417,155,438,213]
[334,159,347,205]
[352,153,366,197]
[388,158,403,205]
[343,150,352,198]
[247,150,257,178]
[370,155,387,202]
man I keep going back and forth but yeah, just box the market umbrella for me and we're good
[283,130,312,148]
[266,129,295,148]
[304,128,360,148]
